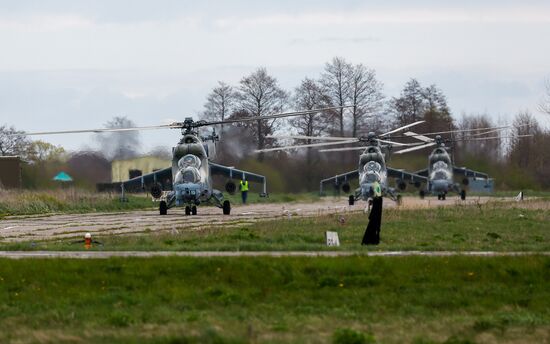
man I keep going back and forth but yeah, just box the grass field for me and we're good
[7,200,548,252]
[0,189,321,217]
[1,256,549,343]
[1,188,548,218]
[0,189,154,217]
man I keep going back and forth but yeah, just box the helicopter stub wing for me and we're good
[452,167,489,179]
[413,168,429,177]
[121,166,172,191]
[387,167,428,184]
[209,162,266,184]
[320,170,359,186]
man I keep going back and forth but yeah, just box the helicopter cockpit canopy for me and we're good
[364,161,382,173]
[361,161,382,183]
[432,160,448,171]
[175,154,203,184]
[178,154,201,170]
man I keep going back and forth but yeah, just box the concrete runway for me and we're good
[1,250,548,259]
[0,196,518,243]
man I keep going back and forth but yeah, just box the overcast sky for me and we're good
[0,0,549,151]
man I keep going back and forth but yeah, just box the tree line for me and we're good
[1,58,549,191]
[201,57,550,191]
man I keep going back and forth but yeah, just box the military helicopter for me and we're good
[16,107,344,215]
[257,121,429,206]
[394,127,533,200]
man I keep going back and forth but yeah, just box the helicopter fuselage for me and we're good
[167,133,218,207]
[356,145,394,201]
[427,147,458,195]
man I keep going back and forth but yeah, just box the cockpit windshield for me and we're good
[178,154,201,170]
[432,161,448,171]
[364,161,382,173]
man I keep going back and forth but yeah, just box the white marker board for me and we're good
[325,231,340,247]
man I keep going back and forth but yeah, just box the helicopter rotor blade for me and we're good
[467,125,526,137]
[266,134,353,141]
[319,146,369,153]
[394,142,437,154]
[454,134,533,142]
[392,124,517,140]
[254,139,359,153]
[15,124,176,136]
[205,106,353,127]
[375,138,424,147]
[403,131,435,143]
[380,120,425,137]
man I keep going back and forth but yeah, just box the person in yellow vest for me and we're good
[240,178,249,204]
[373,180,382,198]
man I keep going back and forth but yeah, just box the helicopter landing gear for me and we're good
[438,194,446,201]
[222,200,231,215]
[396,194,402,206]
[348,195,355,206]
[159,201,167,215]
[460,190,466,200]
[192,206,197,215]
[185,206,191,216]
[419,190,425,199]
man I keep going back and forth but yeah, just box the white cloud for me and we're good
[214,7,550,30]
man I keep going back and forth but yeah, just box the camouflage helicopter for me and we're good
[17,107,344,215]
[258,121,429,206]
[394,127,533,200]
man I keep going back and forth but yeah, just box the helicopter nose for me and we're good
[432,180,448,192]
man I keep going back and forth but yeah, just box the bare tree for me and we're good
[236,68,289,158]
[290,78,332,141]
[289,78,334,189]
[389,78,426,126]
[508,111,540,168]
[202,81,238,134]
[455,114,499,161]
[539,78,550,115]
[348,64,384,136]
[321,57,353,136]
[0,125,29,157]
[95,116,141,161]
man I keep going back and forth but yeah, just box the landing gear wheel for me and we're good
[159,201,167,215]
[191,206,197,215]
[396,194,403,206]
[185,206,191,216]
[460,190,466,200]
[348,195,355,206]
[442,194,446,201]
[222,200,231,215]
[437,194,441,200]
[419,190,425,199]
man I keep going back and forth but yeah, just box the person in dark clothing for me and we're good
[362,181,383,245]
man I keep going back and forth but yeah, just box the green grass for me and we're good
[1,188,548,217]
[0,189,320,217]
[0,189,154,217]
[9,201,548,252]
[0,256,549,343]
